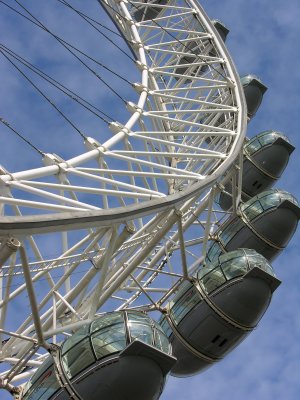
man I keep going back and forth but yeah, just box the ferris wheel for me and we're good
[0,1,298,399]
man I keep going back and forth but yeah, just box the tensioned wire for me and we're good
[3,0,229,106]
[0,0,135,103]
[0,0,134,62]
[0,1,229,154]
[0,0,122,39]
[0,48,88,140]
[57,0,124,39]
[0,116,45,156]
[0,44,114,123]
[11,0,130,103]
[0,0,135,77]
[0,0,138,153]
[99,0,228,81]
[5,0,229,115]
[0,41,113,154]
[0,1,134,87]
[57,0,136,63]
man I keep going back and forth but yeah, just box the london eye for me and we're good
[0,1,299,399]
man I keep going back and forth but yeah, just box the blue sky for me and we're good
[0,1,300,399]
[162,1,300,399]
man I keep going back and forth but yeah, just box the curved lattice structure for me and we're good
[0,0,254,397]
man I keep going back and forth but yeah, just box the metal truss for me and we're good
[0,0,246,388]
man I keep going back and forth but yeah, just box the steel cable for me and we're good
[0,43,113,124]
[9,0,129,103]
[0,48,87,140]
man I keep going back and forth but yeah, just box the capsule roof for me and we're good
[211,19,230,41]
[240,189,300,221]
[180,249,276,298]
[245,130,295,156]
[199,248,278,293]
[202,248,275,277]
[241,74,267,93]
[62,311,170,356]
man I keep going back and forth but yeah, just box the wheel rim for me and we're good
[0,0,246,388]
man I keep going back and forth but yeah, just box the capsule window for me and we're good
[23,366,60,400]
[62,324,89,354]
[220,218,243,245]
[154,327,171,353]
[128,322,153,346]
[245,138,261,155]
[159,316,173,338]
[38,368,60,400]
[90,312,123,334]
[201,267,226,294]
[91,323,127,360]
[206,241,223,262]
[259,192,280,211]
[171,285,201,324]
[62,337,95,379]
[258,133,276,147]
[242,200,264,221]
[127,313,154,346]
[221,257,247,280]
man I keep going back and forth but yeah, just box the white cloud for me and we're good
[0,1,300,400]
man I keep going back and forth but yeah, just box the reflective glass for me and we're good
[245,138,261,155]
[245,130,291,156]
[247,252,275,276]
[62,337,95,378]
[171,284,201,323]
[220,218,243,245]
[26,356,53,387]
[23,367,59,400]
[241,190,299,217]
[23,382,32,398]
[280,191,299,206]
[197,263,216,280]
[128,321,153,346]
[258,132,276,146]
[170,280,191,304]
[200,267,226,294]
[91,323,126,359]
[242,200,264,221]
[127,311,151,325]
[38,368,60,400]
[218,249,241,264]
[91,312,123,333]
[256,130,290,145]
[259,192,280,211]
[159,316,172,338]
[206,241,223,263]
[62,324,90,354]
[221,257,247,280]
[23,384,44,400]
[154,328,170,353]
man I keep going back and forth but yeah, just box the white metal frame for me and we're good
[0,0,247,391]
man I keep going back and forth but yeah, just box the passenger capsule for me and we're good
[241,74,267,119]
[208,189,300,263]
[133,0,168,22]
[160,249,280,377]
[22,311,176,400]
[211,19,230,42]
[218,131,295,210]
